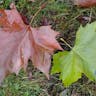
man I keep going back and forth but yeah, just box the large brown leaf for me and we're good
[0,4,62,83]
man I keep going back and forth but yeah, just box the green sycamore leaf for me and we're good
[51,22,96,86]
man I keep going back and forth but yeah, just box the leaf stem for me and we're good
[29,7,42,25]
[60,38,72,49]
[88,8,92,23]
[29,1,48,25]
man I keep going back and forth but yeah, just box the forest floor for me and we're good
[0,0,96,96]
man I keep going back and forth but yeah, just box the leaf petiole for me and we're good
[60,38,73,49]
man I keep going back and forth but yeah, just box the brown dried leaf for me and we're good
[0,4,62,82]
[74,0,96,7]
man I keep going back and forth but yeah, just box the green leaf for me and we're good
[52,22,96,86]
[51,51,69,74]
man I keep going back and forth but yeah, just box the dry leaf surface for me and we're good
[0,4,62,83]
[74,0,96,7]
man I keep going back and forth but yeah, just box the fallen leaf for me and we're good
[52,22,96,86]
[74,0,96,7]
[0,4,62,83]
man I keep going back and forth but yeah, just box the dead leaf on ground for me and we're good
[0,3,62,83]
[74,0,96,7]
